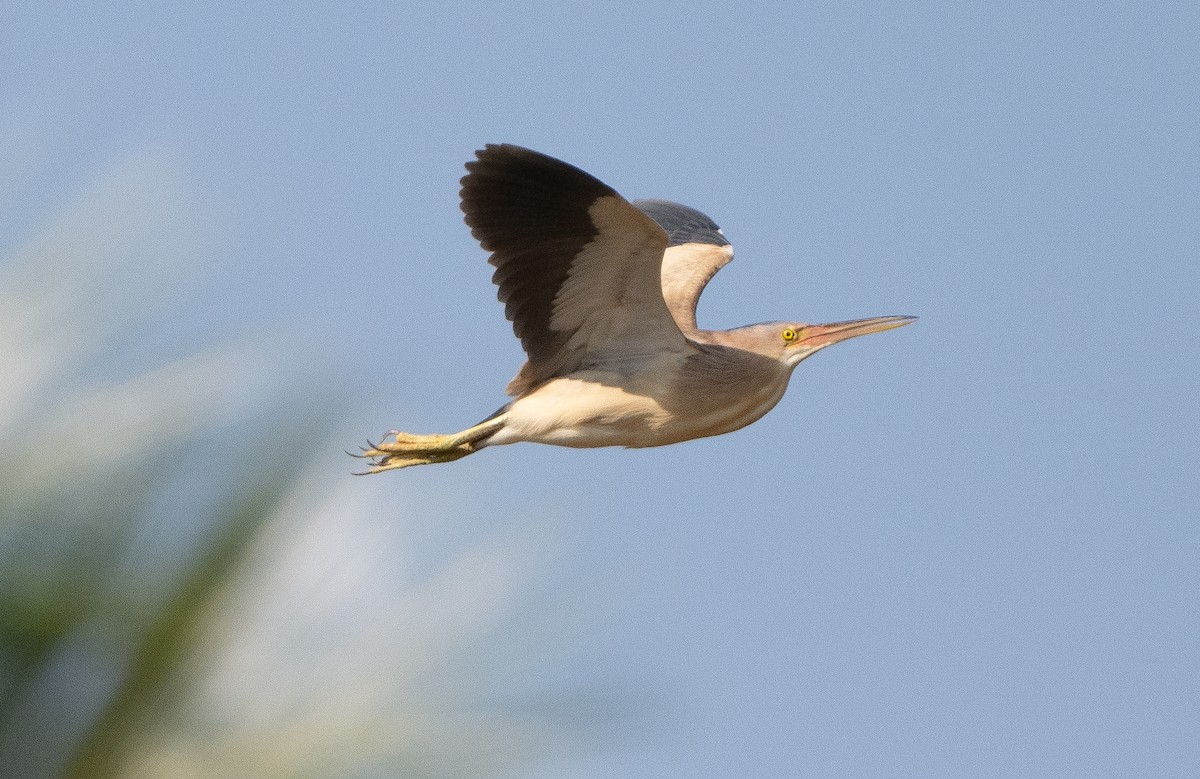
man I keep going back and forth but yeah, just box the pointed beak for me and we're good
[797,315,917,349]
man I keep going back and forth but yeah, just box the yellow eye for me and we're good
[781,328,797,342]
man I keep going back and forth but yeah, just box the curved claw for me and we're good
[349,417,505,474]
[355,450,467,474]
[347,432,464,473]
[354,435,402,459]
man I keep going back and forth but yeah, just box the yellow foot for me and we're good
[351,432,473,474]
[349,414,508,475]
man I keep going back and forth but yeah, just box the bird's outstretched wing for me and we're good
[632,199,734,338]
[461,144,690,396]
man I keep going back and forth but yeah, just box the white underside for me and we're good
[483,367,790,449]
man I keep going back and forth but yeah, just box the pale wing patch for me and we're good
[549,196,688,360]
[659,242,734,335]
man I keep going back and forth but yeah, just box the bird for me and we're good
[355,144,914,474]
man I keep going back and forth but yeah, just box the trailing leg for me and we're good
[352,413,509,474]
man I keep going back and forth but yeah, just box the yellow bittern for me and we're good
[356,144,914,473]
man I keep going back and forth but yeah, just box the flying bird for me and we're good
[355,144,914,473]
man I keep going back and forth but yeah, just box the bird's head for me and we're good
[731,316,917,367]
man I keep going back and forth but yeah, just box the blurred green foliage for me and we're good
[0,461,301,779]
[0,158,319,778]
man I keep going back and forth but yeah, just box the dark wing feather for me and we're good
[461,145,689,396]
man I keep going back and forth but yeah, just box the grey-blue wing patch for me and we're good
[632,199,729,247]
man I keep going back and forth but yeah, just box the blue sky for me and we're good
[4,2,1199,775]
